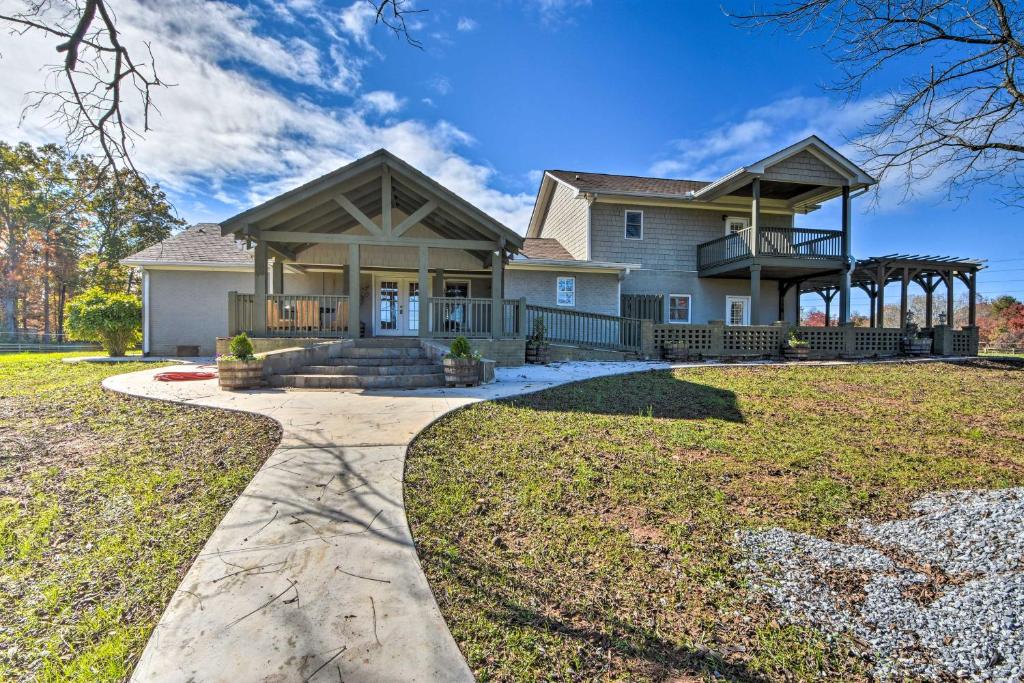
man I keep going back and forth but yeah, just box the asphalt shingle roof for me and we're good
[124,224,252,264]
[519,238,575,260]
[547,170,709,197]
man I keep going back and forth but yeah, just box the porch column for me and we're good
[838,185,852,325]
[823,292,831,327]
[899,267,910,328]
[868,290,876,328]
[253,240,268,335]
[750,177,761,256]
[272,259,284,294]
[418,246,429,338]
[491,250,504,337]
[946,271,955,327]
[968,271,977,326]
[749,264,762,325]
[348,243,360,339]
[433,269,445,297]
[876,264,886,328]
[924,275,934,327]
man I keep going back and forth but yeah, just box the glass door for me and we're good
[406,281,420,334]
[726,295,751,326]
[377,280,400,335]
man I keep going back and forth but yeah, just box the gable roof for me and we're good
[546,170,709,197]
[220,148,523,255]
[123,224,251,267]
[520,237,575,260]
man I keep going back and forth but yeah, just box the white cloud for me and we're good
[429,76,452,96]
[456,17,477,32]
[359,90,404,114]
[338,0,377,46]
[529,0,592,25]
[0,0,535,232]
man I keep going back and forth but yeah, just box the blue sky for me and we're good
[2,0,1022,311]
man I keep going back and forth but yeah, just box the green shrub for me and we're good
[447,336,476,359]
[65,287,141,356]
[530,317,546,344]
[787,329,809,348]
[227,333,256,361]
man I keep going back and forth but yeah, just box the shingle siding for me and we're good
[763,150,845,186]
[538,180,589,260]
[505,269,619,316]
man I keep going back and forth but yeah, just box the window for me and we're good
[725,216,749,236]
[668,294,691,324]
[624,210,643,240]
[556,276,576,307]
[444,281,470,298]
[726,295,751,326]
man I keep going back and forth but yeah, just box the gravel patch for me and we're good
[738,488,1024,681]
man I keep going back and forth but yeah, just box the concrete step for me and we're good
[325,356,430,367]
[335,347,427,359]
[299,364,442,376]
[352,337,422,349]
[270,373,445,390]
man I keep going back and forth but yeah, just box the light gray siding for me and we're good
[538,180,589,259]
[763,150,845,186]
[505,269,619,316]
[147,268,342,355]
[620,270,790,325]
[591,203,794,269]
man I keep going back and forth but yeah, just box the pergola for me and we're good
[799,254,985,328]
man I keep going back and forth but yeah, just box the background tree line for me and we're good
[0,140,183,339]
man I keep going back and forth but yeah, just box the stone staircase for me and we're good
[269,338,445,389]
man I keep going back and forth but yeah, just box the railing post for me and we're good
[709,320,725,358]
[228,291,238,336]
[843,326,857,358]
[640,320,655,359]
[253,240,268,336]
[517,298,527,337]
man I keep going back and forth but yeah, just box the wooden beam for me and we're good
[392,200,437,238]
[382,166,393,235]
[348,244,360,338]
[258,230,498,251]
[334,194,384,236]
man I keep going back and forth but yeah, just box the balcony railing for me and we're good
[697,227,844,271]
[525,304,643,352]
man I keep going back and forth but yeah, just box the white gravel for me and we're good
[738,487,1024,681]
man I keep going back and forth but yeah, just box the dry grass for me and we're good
[0,353,281,681]
[405,359,1024,681]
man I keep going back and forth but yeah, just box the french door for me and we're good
[725,295,751,326]
[374,277,425,336]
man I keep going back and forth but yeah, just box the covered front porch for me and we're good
[220,149,526,342]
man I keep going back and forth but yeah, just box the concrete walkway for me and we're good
[106,360,676,682]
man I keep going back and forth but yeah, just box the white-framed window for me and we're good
[556,276,576,307]
[724,216,749,236]
[624,210,643,240]
[668,294,691,324]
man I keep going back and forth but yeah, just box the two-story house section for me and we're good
[526,136,877,326]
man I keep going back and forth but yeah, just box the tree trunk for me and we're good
[43,224,52,338]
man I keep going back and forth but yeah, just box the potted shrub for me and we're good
[443,336,481,386]
[783,329,810,360]
[525,317,550,364]
[217,333,264,390]
[66,287,141,356]
[663,340,690,362]
[902,316,932,355]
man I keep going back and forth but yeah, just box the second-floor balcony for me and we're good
[697,226,845,277]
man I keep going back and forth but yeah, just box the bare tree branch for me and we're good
[726,0,1024,204]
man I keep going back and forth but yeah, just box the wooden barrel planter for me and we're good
[525,342,550,364]
[443,358,480,387]
[663,346,690,362]
[902,338,932,356]
[217,358,264,390]
[783,346,810,361]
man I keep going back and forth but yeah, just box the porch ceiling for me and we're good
[726,179,831,201]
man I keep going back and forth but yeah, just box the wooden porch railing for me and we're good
[228,292,352,338]
[426,297,494,338]
[697,227,844,270]
[526,304,642,352]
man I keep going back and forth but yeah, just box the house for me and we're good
[123,137,982,372]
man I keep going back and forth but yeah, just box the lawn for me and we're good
[405,359,1024,681]
[0,353,280,681]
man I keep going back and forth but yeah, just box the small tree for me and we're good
[66,287,141,356]
[447,336,474,359]
[227,333,256,361]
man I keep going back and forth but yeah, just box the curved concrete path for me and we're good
[106,360,673,682]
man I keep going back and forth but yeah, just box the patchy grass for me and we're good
[405,359,1024,681]
[0,353,280,681]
